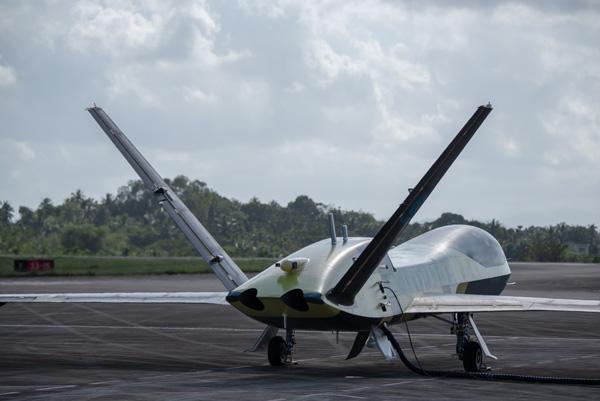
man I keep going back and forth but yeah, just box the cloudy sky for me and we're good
[0,0,599,227]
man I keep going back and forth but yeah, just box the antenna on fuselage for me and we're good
[342,224,349,244]
[328,213,337,245]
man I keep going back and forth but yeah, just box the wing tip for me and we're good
[85,103,103,112]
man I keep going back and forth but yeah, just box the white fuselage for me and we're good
[227,225,511,331]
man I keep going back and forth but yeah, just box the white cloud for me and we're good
[358,41,430,90]
[68,1,165,55]
[237,80,271,106]
[492,3,579,26]
[284,81,305,94]
[278,138,387,173]
[296,1,438,156]
[183,86,215,103]
[539,38,600,80]
[502,137,520,157]
[1,1,600,227]
[543,96,600,165]
[238,0,287,19]
[0,63,16,86]
[105,66,160,107]
[305,38,361,83]
[59,0,251,108]
[0,139,35,182]
[67,1,248,66]
[0,139,35,161]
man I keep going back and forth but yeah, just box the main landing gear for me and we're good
[462,341,484,372]
[453,312,486,372]
[268,327,296,366]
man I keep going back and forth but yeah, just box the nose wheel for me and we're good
[268,328,296,366]
[268,336,288,366]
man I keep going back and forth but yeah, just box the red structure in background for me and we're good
[14,259,55,272]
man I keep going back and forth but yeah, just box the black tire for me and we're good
[463,341,484,372]
[268,336,287,366]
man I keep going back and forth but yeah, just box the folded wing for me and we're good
[0,292,228,304]
[87,106,248,290]
[327,104,493,306]
[405,294,600,314]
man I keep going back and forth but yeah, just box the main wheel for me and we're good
[268,336,287,366]
[463,341,484,372]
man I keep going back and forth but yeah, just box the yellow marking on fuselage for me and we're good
[456,282,468,294]
[276,273,300,292]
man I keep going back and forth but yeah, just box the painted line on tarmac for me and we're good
[381,378,436,387]
[295,393,366,400]
[3,324,600,343]
[341,386,371,392]
[89,380,122,385]
[18,305,231,368]
[295,351,380,363]
[74,304,241,353]
[338,380,438,396]
[35,385,77,391]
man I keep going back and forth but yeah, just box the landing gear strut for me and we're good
[452,313,485,372]
[268,327,295,366]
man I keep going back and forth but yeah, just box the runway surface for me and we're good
[1,262,600,400]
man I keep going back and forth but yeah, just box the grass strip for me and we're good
[0,256,276,277]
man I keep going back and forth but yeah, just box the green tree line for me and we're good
[1,176,598,262]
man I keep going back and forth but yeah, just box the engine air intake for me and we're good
[281,288,309,312]
[239,288,264,311]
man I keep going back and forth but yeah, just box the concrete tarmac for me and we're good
[1,262,600,400]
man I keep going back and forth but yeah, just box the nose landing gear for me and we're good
[268,336,288,366]
[268,327,296,366]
